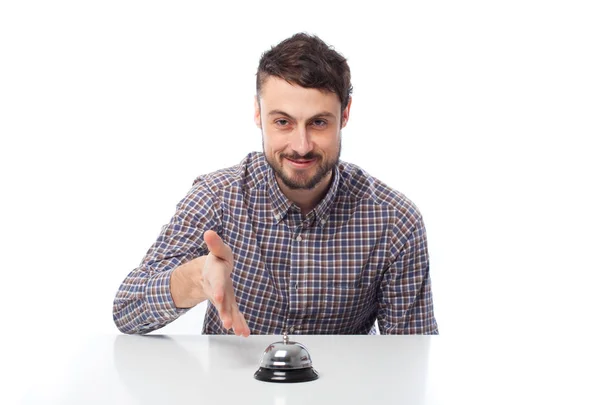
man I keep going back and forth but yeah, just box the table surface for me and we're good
[16,334,599,404]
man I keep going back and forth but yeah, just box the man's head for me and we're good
[255,33,353,191]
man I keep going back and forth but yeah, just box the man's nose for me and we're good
[290,127,313,156]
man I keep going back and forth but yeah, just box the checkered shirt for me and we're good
[113,152,438,335]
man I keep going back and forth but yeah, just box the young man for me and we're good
[113,33,438,336]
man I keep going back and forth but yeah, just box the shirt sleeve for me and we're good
[377,213,439,335]
[112,183,221,334]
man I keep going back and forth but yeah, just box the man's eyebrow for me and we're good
[267,110,293,118]
[267,110,337,120]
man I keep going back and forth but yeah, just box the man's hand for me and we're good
[201,230,250,337]
[170,230,250,337]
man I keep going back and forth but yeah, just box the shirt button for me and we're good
[296,235,302,242]
[321,219,326,225]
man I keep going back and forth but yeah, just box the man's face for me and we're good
[255,76,351,190]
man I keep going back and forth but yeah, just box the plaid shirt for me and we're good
[113,152,438,335]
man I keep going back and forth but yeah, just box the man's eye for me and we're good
[313,119,327,127]
[275,119,289,126]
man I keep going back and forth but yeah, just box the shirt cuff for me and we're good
[145,268,188,323]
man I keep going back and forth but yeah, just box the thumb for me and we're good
[203,230,232,263]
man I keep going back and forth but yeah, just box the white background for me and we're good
[1,0,599,402]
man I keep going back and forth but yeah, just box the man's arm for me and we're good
[112,188,211,334]
[112,186,249,336]
[377,214,439,334]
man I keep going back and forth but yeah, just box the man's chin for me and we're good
[278,174,317,190]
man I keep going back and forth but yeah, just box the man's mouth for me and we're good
[284,157,317,168]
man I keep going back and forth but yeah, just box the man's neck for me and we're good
[276,171,333,216]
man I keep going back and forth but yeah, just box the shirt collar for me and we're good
[267,167,294,224]
[266,161,341,229]
[311,165,340,228]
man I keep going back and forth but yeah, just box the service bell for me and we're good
[254,332,319,383]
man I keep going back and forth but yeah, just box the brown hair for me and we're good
[256,33,353,110]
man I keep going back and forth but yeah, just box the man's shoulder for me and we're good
[338,160,422,220]
[190,152,268,194]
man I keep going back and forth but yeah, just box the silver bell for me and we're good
[254,332,319,383]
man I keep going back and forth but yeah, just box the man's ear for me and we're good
[254,96,262,128]
[341,96,352,128]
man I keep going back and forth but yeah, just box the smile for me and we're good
[284,157,317,169]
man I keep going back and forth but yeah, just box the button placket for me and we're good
[294,229,308,317]
[290,224,306,316]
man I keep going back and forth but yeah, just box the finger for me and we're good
[231,306,251,337]
[208,278,233,329]
[203,230,233,263]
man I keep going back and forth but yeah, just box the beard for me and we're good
[263,137,341,190]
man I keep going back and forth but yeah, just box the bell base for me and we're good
[254,367,319,383]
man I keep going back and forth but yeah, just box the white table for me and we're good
[17,334,598,404]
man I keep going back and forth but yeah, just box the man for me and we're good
[113,33,438,336]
